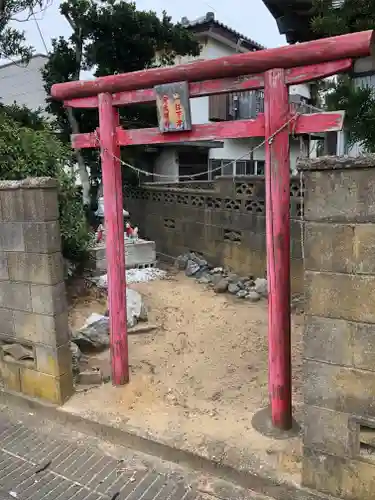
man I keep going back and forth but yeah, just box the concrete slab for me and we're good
[89,238,156,272]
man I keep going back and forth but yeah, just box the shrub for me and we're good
[0,108,91,263]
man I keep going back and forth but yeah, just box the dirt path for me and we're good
[66,272,304,484]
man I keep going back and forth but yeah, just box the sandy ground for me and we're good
[65,271,304,484]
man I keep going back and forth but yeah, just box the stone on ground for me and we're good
[198,274,212,284]
[127,288,148,327]
[185,259,200,277]
[175,254,189,270]
[214,278,229,293]
[254,278,268,297]
[72,318,110,353]
[228,283,240,294]
[248,291,261,302]
[72,286,149,352]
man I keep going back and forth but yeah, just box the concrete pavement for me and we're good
[0,414,195,500]
[0,406,273,500]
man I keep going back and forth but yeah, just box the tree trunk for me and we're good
[66,107,91,206]
[61,17,90,205]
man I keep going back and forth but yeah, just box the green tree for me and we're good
[0,104,91,263]
[311,0,375,36]
[0,4,90,263]
[43,0,200,202]
[312,0,375,152]
[0,1,50,60]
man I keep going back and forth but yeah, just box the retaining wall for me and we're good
[0,178,73,405]
[301,155,375,500]
[125,176,304,292]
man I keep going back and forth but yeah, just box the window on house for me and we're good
[210,159,265,178]
[255,160,265,176]
[209,160,222,179]
[222,160,234,176]
[209,159,235,178]
[235,160,256,175]
[235,161,247,175]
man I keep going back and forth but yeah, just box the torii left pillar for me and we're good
[98,93,129,384]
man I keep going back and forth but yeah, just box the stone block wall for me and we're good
[300,156,375,500]
[0,178,73,405]
[125,177,304,292]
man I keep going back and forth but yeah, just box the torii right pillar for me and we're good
[264,68,292,430]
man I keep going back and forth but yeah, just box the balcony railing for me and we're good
[209,90,313,122]
[209,90,264,121]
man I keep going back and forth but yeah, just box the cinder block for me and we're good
[90,239,156,270]
[0,282,31,312]
[0,308,14,336]
[203,223,223,242]
[23,221,61,253]
[304,169,375,223]
[20,367,74,404]
[7,252,63,285]
[0,252,8,280]
[23,187,59,221]
[305,271,375,323]
[13,311,70,346]
[35,343,72,377]
[0,360,21,392]
[78,370,103,385]
[304,316,353,366]
[302,447,375,500]
[0,222,25,251]
[30,282,67,315]
[214,177,236,197]
[304,223,354,273]
[0,186,24,222]
[353,224,375,274]
[352,322,375,371]
[304,359,375,417]
[303,405,357,456]
[125,239,156,268]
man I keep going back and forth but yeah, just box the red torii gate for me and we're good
[51,30,374,431]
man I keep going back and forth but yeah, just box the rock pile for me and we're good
[70,288,149,384]
[175,252,268,302]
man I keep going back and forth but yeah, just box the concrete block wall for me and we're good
[125,177,304,292]
[0,178,74,405]
[300,155,375,500]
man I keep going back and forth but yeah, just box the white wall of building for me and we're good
[209,137,301,174]
[177,38,237,127]
[289,84,311,100]
[0,55,48,111]
[156,33,312,180]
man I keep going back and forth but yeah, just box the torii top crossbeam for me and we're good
[51,30,374,433]
[52,31,374,99]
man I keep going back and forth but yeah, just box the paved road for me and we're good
[0,409,275,500]
[0,413,197,500]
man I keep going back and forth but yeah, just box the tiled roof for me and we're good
[181,13,265,51]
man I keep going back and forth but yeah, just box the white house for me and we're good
[152,12,313,182]
[0,54,48,111]
[0,18,313,184]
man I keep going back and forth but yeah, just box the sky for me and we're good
[7,0,286,62]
